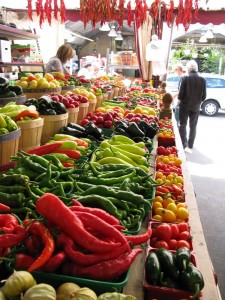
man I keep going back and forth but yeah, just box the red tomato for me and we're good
[168,239,178,250]
[150,237,158,247]
[154,223,172,243]
[170,224,180,239]
[154,240,169,250]
[177,222,190,233]
[176,240,191,250]
[178,231,191,241]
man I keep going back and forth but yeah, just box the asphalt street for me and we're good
[184,110,225,299]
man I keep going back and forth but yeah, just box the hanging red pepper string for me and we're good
[117,0,125,29]
[39,0,44,28]
[149,0,160,18]
[27,0,33,21]
[194,0,199,18]
[127,1,133,27]
[166,0,175,28]
[47,0,53,26]
[35,0,41,16]
[54,0,58,20]
[60,0,66,23]
[175,0,184,27]
[183,0,193,31]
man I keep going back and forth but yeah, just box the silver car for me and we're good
[166,73,225,116]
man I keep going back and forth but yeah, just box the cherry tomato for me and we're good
[154,240,170,250]
[178,231,191,241]
[176,240,191,250]
[170,224,180,239]
[177,222,190,233]
[168,239,178,250]
[154,223,172,243]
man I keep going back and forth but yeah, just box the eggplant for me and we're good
[24,98,38,107]
[67,122,86,132]
[50,101,67,114]
[39,109,57,115]
[59,126,86,138]
[84,121,103,140]
[126,122,145,138]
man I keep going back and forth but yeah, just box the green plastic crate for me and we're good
[31,269,130,296]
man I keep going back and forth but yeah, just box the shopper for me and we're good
[178,60,206,153]
[46,44,75,75]
[172,63,185,125]
[77,63,93,79]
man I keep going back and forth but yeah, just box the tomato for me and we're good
[176,240,191,250]
[157,146,167,155]
[168,239,178,250]
[177,207,189,220]
[178,231,191,241]
[170,224,179,239]
[150,237,158,247]
[154,240,170,250]
[154,223,172,243]
[177,222,190,233]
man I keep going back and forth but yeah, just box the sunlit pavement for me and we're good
[184,111,225,299]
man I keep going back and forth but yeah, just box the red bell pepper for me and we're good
[15,110,39,122]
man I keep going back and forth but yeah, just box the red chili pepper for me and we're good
[172,184,184,194]
[0,253,35,269]
[57,233,129,267]
[27,0,33,21]
[69,205,120,226]
[73,211,129,248]
[26,221,55,272]
[53,0,58,19]
[25,234,42,256]
[71,199,83,207]
[69,248,143,281]
[15,110,39,122]
[0,214,18,233]
[127,1,133,27]
[61,162,74,168]
[27,142,63,156]
[52,149,81,159]
[43,251,66,273]
[156,186,170,194]
[0,204,10,211]
[0,225,27,248]
[60,0,66,23]
[176,0,184,26]
[125,228,152,246]
[36,193,121,254]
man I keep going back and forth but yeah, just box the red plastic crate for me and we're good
[158,136,176,147]
[144,249,202,300]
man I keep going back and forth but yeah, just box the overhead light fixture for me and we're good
[115,31,123,41]
[65,29,94,42]
[205,29,214,39]
[99,22,110,31]
[108,25,118,37]
[199,35,207,43]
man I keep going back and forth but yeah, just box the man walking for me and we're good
[178,60,206,153]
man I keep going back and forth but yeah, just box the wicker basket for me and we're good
[40,113,68,144]
[0,128,21,165]
[17,118,44,151]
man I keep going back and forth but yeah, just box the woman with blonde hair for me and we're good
[46,44,75,75]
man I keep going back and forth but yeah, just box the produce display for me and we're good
[0,82,208,299]
[15,73,61,89]
[0,113,18,135]
[0,77,23,98]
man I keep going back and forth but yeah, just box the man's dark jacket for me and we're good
[178,72,207,112]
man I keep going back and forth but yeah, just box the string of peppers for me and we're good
[27,0,66,27]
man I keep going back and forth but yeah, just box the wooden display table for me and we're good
[123,127,221,300]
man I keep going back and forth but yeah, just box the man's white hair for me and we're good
[186,60,198,72]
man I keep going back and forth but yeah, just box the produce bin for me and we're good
[40,113,68,144]
[158,136,175,147]
[67,107,79,124]
[0,128,21,165]
[96,95,104,108]
[61,85,75,95]
[77,102,89,125]
[22,87,62,100]
[143,249,202,300]
[0,95,26,107]
[88,99,97,114]
[31,269,130,296]
[17,117,44,151]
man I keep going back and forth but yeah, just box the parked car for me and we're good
[166,73,225,116]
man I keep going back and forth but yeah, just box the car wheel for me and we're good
[201,100,219,117]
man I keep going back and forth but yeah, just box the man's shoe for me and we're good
[185,147,192,154]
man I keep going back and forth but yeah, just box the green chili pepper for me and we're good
[98,164,130,172]
[0,185,27,193]
[75,195,122,219]
[84,169,136,185]
[97,157,133,166]
[0,192,24,207]
[97,167,136,179]
[0,174,30,185]
[181,262,204,299]
[42,154,63,169]
[110,135,135,144]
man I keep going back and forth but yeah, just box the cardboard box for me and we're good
[0,40,11,62]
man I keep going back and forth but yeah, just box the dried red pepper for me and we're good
[54,0,58,19]
[117,0,125,28]
[176,0,184,27]
[60,0,66,23]
[27,0,33,21]
[43,251,66,273]
[166,0,175,28]
[127,1,133,27]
